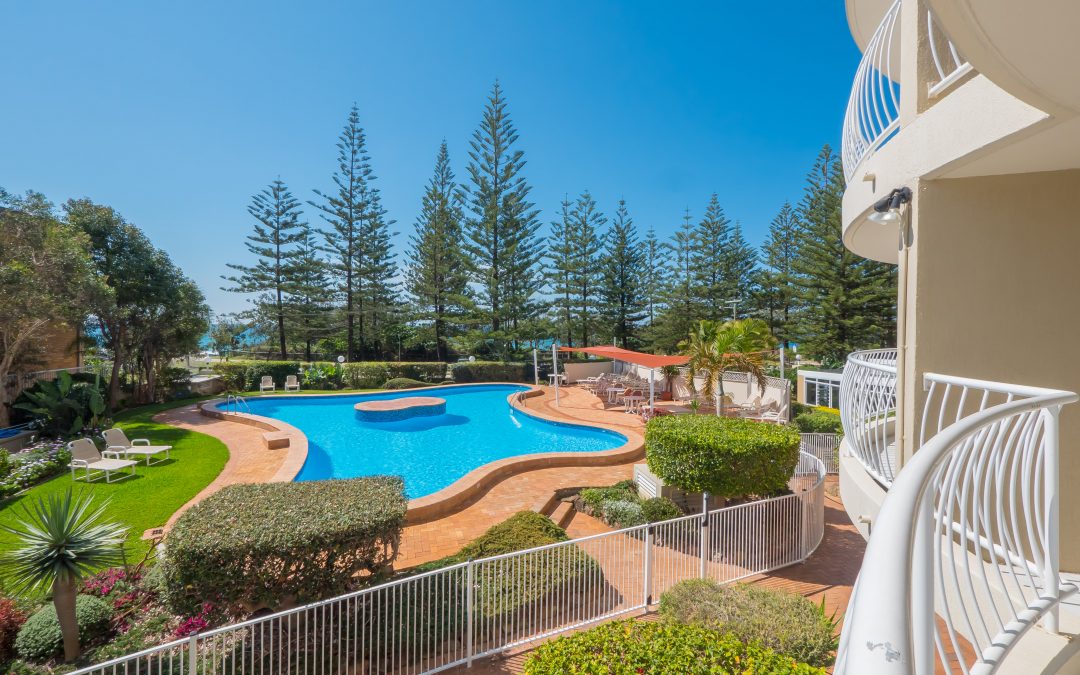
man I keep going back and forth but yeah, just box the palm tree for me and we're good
[679,319,777,411]
[1,489,127,661]
[679,320,722,401]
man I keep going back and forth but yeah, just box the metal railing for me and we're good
[74,453,826,675]
[836,374,1078,674]
[223,395,250,415]
[840,348,899,486]
[927,10,972,99]
[842,0,902,179]
[800,432,841,474]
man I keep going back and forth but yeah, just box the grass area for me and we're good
[0,399,229,571]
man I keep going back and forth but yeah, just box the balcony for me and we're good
[841,0,972,180]
[837,356,1080,672]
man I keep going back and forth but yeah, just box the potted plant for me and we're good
[659,365,681,401]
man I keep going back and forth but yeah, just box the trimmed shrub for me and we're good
[449,361,530,383]
[162,477,407,615]
[382,378,431,390]
[211,360,447,391]
[523,619,824,674]
[659,579,838,667]
[15,595,113,661]
[0,598,27,662]
[600,499,645,528]
[641,496,682,523]
[795,409,843,435]
[646,415,801,498]
[211,360,300,391]
[579,480,636,515]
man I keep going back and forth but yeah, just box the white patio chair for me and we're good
[69,438,137,483]
[259,375,276,393]
[284,375,301,392]
[102,428,172,466]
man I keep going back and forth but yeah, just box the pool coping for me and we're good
[197,382,645,525]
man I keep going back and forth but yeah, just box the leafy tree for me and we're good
[754,202,800,346]
[545,196,576,346]
[406,141,472,361]
[312,105,397,361]
[691,194,733,319]
[600,199,647,348]
[463,82,543,354]
[792,146,896,365]
[569,191,605,347]
[224,179,307,359]
[209,313,249,360]
[0,190,103,426]
[679,318,776,405]
[0,490,126,661]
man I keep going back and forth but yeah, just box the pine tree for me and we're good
[406,141,472,361]
[641,226,668,327]
[286,226,334,361]
[792,145,897,365]
[357,173,397,359]
[600,199,647,348]
[568,191,605,347]
[312,104,396,361]
[690,194,733,320]
[463,82,543,354]
[755,202,800,346]
[224,179,307,359]
[722,221,758,314]
[647,209,699,352]
[545,196,576,346]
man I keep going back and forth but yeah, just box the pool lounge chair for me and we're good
[284,375,301,392]
[69,438,137,483]
[259,376,276,393]
[102,428,172,465]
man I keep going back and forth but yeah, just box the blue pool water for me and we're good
[224,384,626,498]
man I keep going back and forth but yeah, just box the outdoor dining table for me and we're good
[622,395,647,413]
[547,373,567,386]
[605,386,625,404]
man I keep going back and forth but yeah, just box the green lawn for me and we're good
[0,399,229,569]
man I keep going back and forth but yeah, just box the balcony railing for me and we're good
[840,348,899,486]
[927,10,972,99]
[836,373,1078,674]
[841,0,902,180]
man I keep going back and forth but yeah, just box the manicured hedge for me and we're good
[382,378,432,390]
[211,360,447,391]
[646,415,801,498]
[161,477,407,615]
[15,595,113,661]
[523,619,824,674]
[449,361,531,383]
[659,579,838,667]
[794,409,843,435]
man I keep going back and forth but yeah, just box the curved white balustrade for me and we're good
[836,373,1078,674]
[841,0,902,180]
[840,348,899,486]
[927,10,973,98]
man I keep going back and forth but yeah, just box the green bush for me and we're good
[794,409,843,435]
[600,499,645,527]
[211,360,447,391]
[0,449,11,480]
[382,378,431,390]
[659,579,838,667]
[162,477,407,615]
[15,595,113,661]
[579,481,636,515]
[641,496,682,523]
[449,361,530,383]
[646,415,801,498]
[523,619,824,674]
[211,360,300,391]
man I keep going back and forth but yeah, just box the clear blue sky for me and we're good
[1,1,859,315]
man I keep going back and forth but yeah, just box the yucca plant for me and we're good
[1,489,128,660]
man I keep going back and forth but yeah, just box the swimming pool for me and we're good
[224,384,627,498]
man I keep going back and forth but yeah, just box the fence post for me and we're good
[1043,406,1061,634]
[643,524,654,607]
[187,635,197,675]
[466,558,475,667]
[700,499,709,579]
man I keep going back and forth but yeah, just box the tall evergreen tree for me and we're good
[648,209,698,352]
[312,104,396,360]
[463,82,543,354]
[545,196,576,346]
[600,199,647,348]
[721,221,758,314]
[406,142,471,361]
[792,145,897,365]
[754,202,800,346]
[568,191,605,347]
[224,179,307,359]
[641,226,668,327]
[286,226,333,361]
[690,194,733,320]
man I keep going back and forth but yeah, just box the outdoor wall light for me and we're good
[868,186,912,225]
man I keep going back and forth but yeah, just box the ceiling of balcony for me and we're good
[845,0,896,51]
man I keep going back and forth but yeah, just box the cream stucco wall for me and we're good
[899,169,1080,569]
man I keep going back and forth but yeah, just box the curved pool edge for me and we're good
[197,401,309,482]
[198,382,645,525]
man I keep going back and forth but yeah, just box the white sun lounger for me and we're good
[69,438,137,483]
[102,428,172,465]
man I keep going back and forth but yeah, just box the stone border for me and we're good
[197,382,645,525]
[197,401,308,482]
